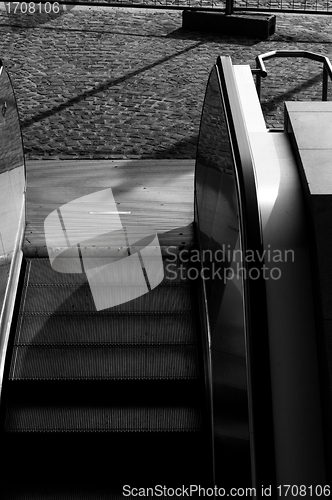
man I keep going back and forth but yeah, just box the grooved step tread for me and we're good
[25,257,194,285]
[5,405,202,432]
[10,345,200,380]
[20,282,194,313]
[14,313,197,346]
[5,379,203,404]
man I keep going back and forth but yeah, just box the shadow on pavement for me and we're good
[261,72,324,111]
[21,41,204,129]
[167,27,262,46]
[3,4,74,29]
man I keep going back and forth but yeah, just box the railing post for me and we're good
[323,65,328,101]
[251,69,261,100]
[225,0,234,15]
[256,74,261,100]
[255,62,261,100]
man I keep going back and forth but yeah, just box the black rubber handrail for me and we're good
[216,56,276,493]
[254,50,332,101]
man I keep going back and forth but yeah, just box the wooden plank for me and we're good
[24,160,195,252]
[24,225,195,255]
[26,160,195,187]
[27,175,194,187]
[26,159,195,170]
[27,187,194,201]
[23,244,195,258]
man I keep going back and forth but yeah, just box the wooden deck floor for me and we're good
[24,159,196,256]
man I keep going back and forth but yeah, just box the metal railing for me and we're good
[253,50,332,101]
[233,0,332,14]
[26,0,332,14]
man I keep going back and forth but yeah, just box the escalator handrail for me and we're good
[215,56,276,490]
[0,64,26,402]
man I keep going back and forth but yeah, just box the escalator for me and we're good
[1,255,212,498]
[0,61,215,497]
[1,53,328,498]
[0,56,252,497]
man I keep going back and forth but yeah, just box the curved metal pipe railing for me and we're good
[254,50,332,101]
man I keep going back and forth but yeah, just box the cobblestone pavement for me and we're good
[0,5,331,159]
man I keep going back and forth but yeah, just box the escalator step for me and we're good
[2,256,211,497]
[14,313,197,345]
[10,345,200,380]
[20,283,193,313]
[5,378,203,405]
[26,258,87,285]
[5,404,202,432]
[26,257,191,285]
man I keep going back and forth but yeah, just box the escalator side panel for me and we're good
[194,58,278,489]
[194,63,251,488]
[0,64,26,403]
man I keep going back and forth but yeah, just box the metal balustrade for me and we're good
[20,0,332,14]
[253,50,332,101]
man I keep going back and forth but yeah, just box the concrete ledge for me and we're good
[284,102,332,322]
[285,101,332,479]
[182,10,276,39]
